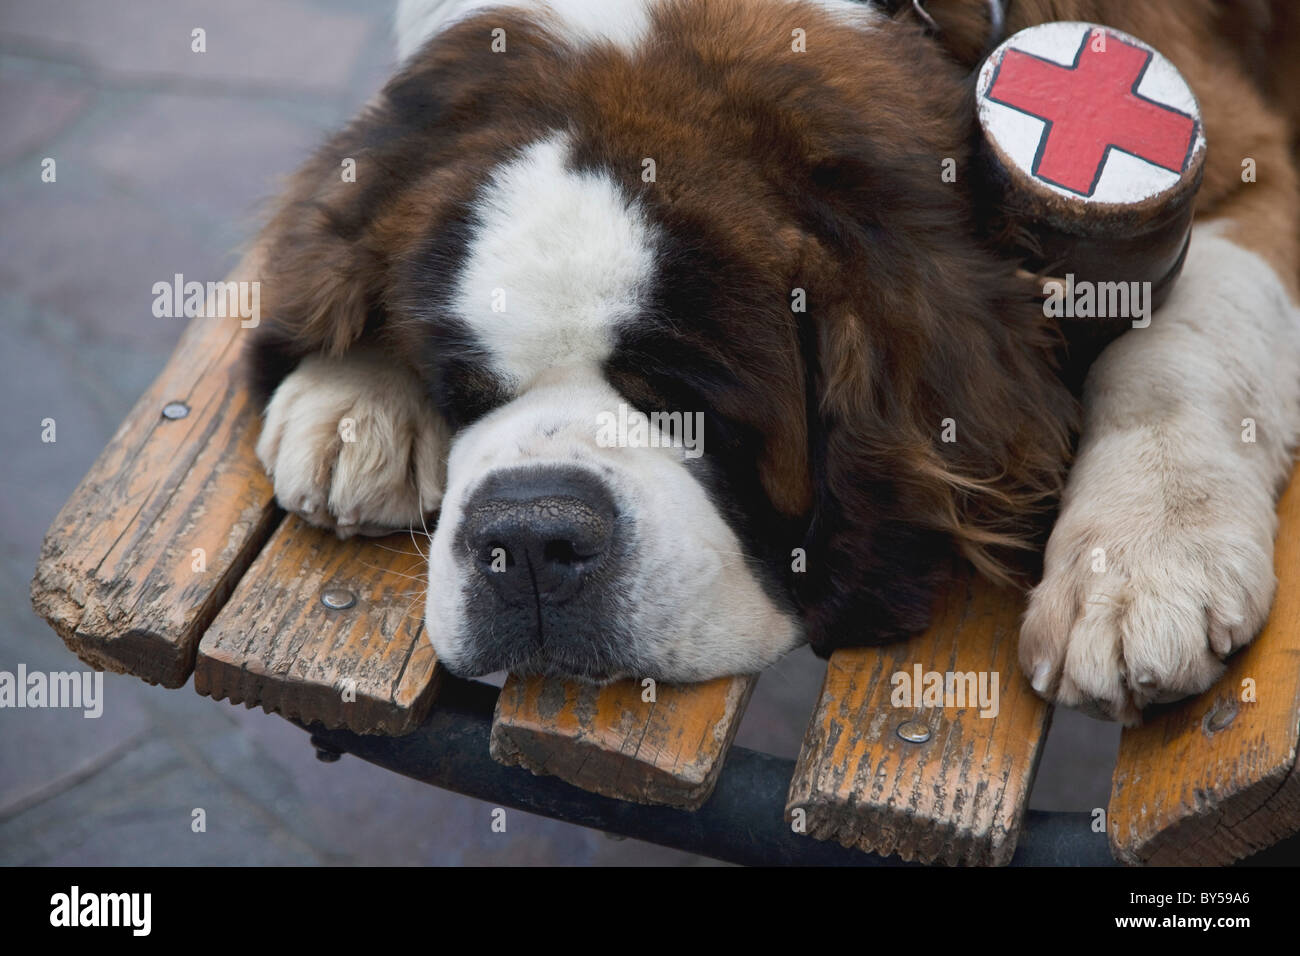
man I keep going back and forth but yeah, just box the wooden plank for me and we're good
[194,516,442,735]
[490,674,756,809]
[29,250,279,688]
[1108,471,1300,866]
[786,571,1050,866]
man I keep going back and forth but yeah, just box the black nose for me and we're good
[462,466,616,605]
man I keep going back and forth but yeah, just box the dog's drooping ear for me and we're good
[794,265,1077,655]
[787,134,1078,654]
[245,23,528,404]
[246,15,574,406]
[245,111,394,405]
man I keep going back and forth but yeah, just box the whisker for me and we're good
[400,588,428,627]
[357,560,428,585]
[363,541,425,558]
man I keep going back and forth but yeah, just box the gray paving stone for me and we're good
[0,534,158,822]
[0,670,153,820]
[0,735,324,865]
[0,182,234,353]
[0,57,92,166]
[79,91,335,229]
[733,645,825,760]
[0,0,381,96]
[1027,706,1123,813]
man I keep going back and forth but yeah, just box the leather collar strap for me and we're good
[871,0,1008,56]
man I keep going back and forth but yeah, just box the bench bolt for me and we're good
[161,401,190,420]
[310,735,344,763]
[896,720,932,744]
[321,588,357,610]
[1202,698,1239,736]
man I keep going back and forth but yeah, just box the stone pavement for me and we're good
[0,0,1119,865]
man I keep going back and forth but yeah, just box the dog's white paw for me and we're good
[1020,439,1276,724]
[1018,228,1300,724]
[255,351,448,537]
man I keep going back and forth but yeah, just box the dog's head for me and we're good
[254,0,1076,682]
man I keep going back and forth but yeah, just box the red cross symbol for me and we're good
[985,31,1198,197]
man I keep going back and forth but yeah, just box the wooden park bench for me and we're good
[30,252,1300,866]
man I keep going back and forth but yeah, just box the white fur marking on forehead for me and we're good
[395,0,657,60]
[454,133,657,389]
[799,0,886,28]
[394,0,880,63]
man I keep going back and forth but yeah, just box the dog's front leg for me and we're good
[1020,225,1300,723]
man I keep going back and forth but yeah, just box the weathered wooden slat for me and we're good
[786,571,1050,866]
[194,516,442,735]
[490,674,756,809]
[29,251,279,688]
[1108,472,1300,866]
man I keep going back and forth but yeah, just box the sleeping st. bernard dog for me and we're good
[247,0,1300,723]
